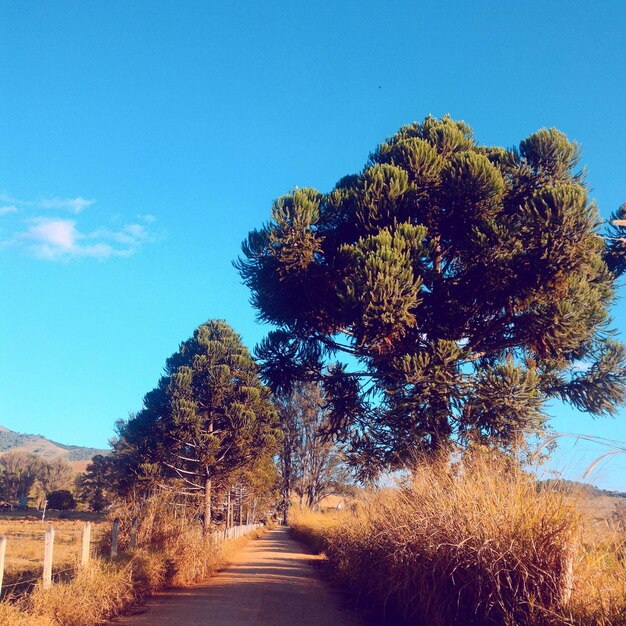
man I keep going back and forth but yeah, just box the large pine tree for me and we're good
[114,320,279,531]
[237,115,626,474]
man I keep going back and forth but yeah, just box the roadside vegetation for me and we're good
[0,491,268,626]
[0,321,279,624]
[0,516,104,598]
[291,450,625,626]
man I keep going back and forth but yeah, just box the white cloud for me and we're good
[3,212,158,262]
[0,191,159,261]
[39,196,95,214]
[0,193,95,214]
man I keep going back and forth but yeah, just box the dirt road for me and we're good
[113,526,364,626]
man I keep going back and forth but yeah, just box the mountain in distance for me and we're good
[0,425,109,472]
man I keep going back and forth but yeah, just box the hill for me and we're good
[0,425,108,470]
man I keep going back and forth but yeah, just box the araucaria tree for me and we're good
[115,320,280,531]
[237,115,626,474]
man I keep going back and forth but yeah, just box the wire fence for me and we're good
[0,519,262,600]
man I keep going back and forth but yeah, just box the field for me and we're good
[0,511,105,598]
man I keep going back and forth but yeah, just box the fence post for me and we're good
[43,526,55,590]
[130,517,138,549]
[111,518,120,558]
[0,535,6,596]
[81,522,91,568]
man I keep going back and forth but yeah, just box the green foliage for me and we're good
[47,489,76,510]
[76,454,118,511]
[237,115,626,474]
[0,452,73,503]
[111,320,280,523]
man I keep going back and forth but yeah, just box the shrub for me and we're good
[47,491,76,511]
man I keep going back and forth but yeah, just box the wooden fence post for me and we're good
[81,522,91,568]
[43,526,54,590]
[130,517,138,549]
[0,536,6,596]
[111,518,120,558]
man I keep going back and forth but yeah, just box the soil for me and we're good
[112,526,364,626]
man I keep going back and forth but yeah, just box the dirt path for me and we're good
[112,527,364,626]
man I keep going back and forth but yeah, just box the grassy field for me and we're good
[0,512,106,598]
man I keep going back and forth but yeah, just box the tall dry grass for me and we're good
[291,451,626,626]
[0,491,265,625]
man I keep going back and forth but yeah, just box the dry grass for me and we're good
[0,517,105,596]
[291,451,626,626]
[0,493,266,625]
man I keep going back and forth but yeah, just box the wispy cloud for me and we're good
[0,193,94,213]
[0,192,159,261]
[39,196,95,214]
[7,217,156,261]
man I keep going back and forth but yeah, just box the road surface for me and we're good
[113,526,364,626]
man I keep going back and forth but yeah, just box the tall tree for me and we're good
[237,115,626,475]
[116,320,280,532]
[0,452,45,501]
[277,382,351,521]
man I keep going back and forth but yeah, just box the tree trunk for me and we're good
[203,476,212,536]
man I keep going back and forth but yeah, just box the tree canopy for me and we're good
[237,115,626,475]
[112,320,280,529]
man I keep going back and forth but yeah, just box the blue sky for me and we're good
[1,1,624,489]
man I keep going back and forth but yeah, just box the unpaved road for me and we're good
[113,527,364,626]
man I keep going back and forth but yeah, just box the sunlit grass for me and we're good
[291,450,626,625]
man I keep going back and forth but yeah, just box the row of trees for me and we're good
[76,115,625,522]
[78,321,354,523]
[80,320,334,526]
[0,451,74,508]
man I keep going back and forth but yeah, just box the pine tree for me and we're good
[237,116,626,475]
[115,320,280,532]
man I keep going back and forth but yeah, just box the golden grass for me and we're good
[291,452,626,626]
[0,493,266,625]
[0,518,105,595]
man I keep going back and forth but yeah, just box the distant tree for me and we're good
[277,382,352,521]
[47,489,76,511]
[238,115,626,475]
[0,452,45,502]
[76,454,117,512]
[38,458,73,495]
[116,320,281,533]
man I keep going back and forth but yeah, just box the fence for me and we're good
[0,519,262,598]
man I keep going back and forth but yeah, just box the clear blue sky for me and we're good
[1,1,624,489]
